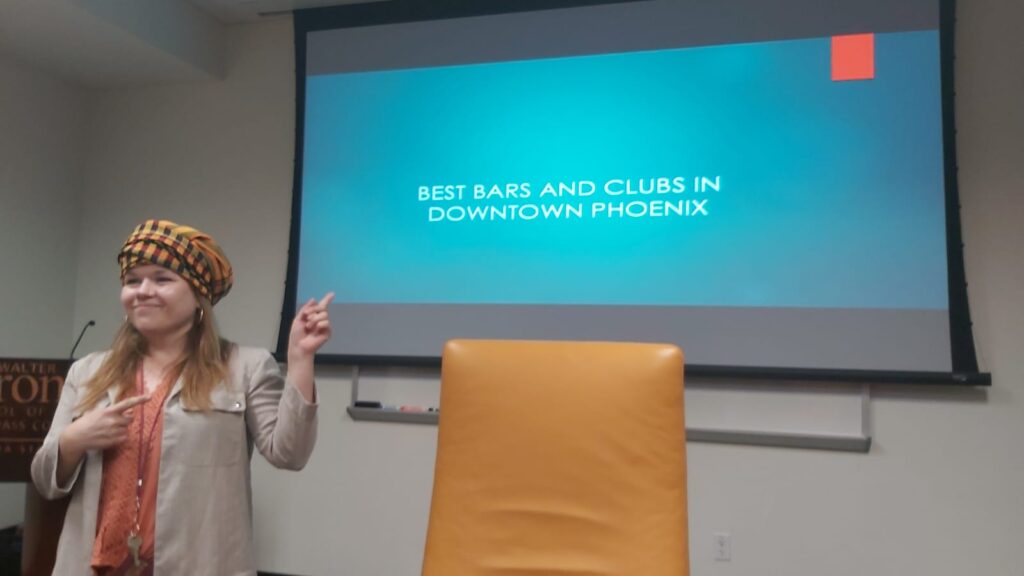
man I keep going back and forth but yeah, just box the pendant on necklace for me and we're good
[126,532,146,573]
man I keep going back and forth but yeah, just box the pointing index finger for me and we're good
[109,395,150,413]
[318,292,335,308]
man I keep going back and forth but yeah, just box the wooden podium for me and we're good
[0,358,71,575]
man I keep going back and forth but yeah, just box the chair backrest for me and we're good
[422,339,688,576]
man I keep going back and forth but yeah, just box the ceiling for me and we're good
[0,0,375,87]
[188,0,375,24]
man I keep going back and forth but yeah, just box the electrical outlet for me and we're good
[714,532,732,561]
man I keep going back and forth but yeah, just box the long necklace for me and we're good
[126,362,168,573]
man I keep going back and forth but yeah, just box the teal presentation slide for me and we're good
[299,31,947,311]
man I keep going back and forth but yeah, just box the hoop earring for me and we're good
[197,308,205,323]
[124,314,129,323]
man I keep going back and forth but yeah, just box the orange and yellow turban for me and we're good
[117,219,234,305]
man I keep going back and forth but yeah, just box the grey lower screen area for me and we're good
[325,303,951,372]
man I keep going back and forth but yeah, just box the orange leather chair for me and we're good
[423,339,689,576]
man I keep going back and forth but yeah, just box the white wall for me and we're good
[70,20,295,351]
[0,54,85,527]
[4,0,1022,573]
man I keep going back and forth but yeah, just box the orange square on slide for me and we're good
[832,34,875,81]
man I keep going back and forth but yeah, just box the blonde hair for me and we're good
[76,297,230,412]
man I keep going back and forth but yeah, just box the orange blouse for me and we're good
[91,367,174,572]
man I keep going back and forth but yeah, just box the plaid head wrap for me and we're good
[117,220,234,305]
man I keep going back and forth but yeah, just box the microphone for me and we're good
[69,320,96,360]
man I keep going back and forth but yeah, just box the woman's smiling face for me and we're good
[121,264,199,337]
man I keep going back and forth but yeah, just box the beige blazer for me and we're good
[31,345,318,576]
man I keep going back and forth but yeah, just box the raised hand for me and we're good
[288,292,335,360]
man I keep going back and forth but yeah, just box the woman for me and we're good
[31,219,332,575]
